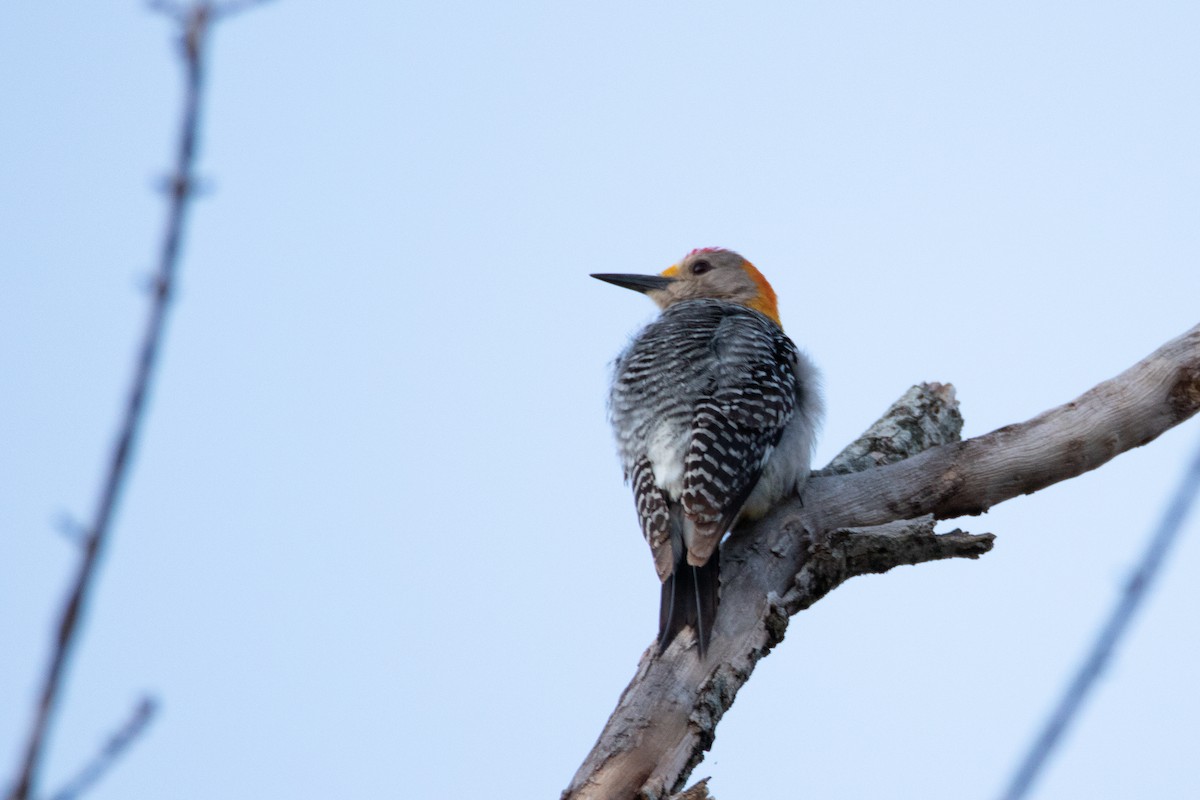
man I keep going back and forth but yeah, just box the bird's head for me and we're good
[592,247,781,326]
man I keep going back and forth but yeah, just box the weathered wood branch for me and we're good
[564,322,1200,800]
[799,322,1200,531]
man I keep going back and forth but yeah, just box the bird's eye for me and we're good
[691,259,712,275]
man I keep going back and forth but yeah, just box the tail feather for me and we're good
[658,553,720,658]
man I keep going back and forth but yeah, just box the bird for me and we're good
[594,247,822,658]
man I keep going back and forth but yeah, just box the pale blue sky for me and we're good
[2,2,1199,798]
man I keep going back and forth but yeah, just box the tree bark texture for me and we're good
[564,322,1200,800]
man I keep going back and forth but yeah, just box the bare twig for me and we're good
[6,6,217,799]
[53,514,88,545]
[1000,436,1200,800]
[150,0,273,25]
[47,697,159,800]
[210,0,275,19]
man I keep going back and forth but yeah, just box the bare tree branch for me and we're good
[799,322,1200,531]
[564,322,1200,800]
[47,697,159,800]
[5,5,236,799]
[1000,435,1200,800]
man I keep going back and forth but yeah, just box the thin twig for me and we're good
[211,0,275,20]
[1000,436,1200,800]
[47,697,159,800]
[149,0,271,20]
[4,6,215,800]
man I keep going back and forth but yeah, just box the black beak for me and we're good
[590,273,675,293]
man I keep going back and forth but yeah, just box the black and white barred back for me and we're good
[609,298,817,655]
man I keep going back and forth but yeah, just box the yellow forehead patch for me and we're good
[660,264,681,278]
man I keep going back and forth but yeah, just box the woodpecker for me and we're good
[594,248,822,658]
